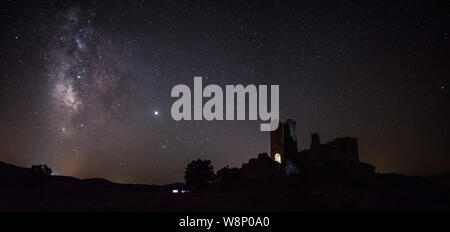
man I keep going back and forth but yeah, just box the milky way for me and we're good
[43,4,157,179]
[49,7,123,132]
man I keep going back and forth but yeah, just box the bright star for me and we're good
[154,111,159,116]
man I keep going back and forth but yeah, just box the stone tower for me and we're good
[270,122,284,163]
[270,119,298,164]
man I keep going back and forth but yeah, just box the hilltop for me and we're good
[1,157,450,211]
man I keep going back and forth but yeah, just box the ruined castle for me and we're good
[270,119,359,169]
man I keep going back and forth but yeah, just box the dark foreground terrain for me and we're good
[1,160,449,211]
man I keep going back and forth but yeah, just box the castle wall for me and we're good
[270,120,359,165]
[282,119,298,160]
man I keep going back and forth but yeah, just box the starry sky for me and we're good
[0,0,449,184]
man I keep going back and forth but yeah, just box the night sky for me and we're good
[0,0,449,184]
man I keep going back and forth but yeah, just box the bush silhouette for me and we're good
[216,166,242,191]
[185,159,214,190]
[31,164,52,176]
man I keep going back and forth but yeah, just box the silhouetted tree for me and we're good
[185,159,214,189]
[31,164,52,176]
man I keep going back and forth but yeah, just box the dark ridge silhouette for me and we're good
[1,151,450,211]
[0,126,449,211]
[427,173,450,188]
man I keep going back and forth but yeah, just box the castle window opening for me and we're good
[274,153,281,164]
